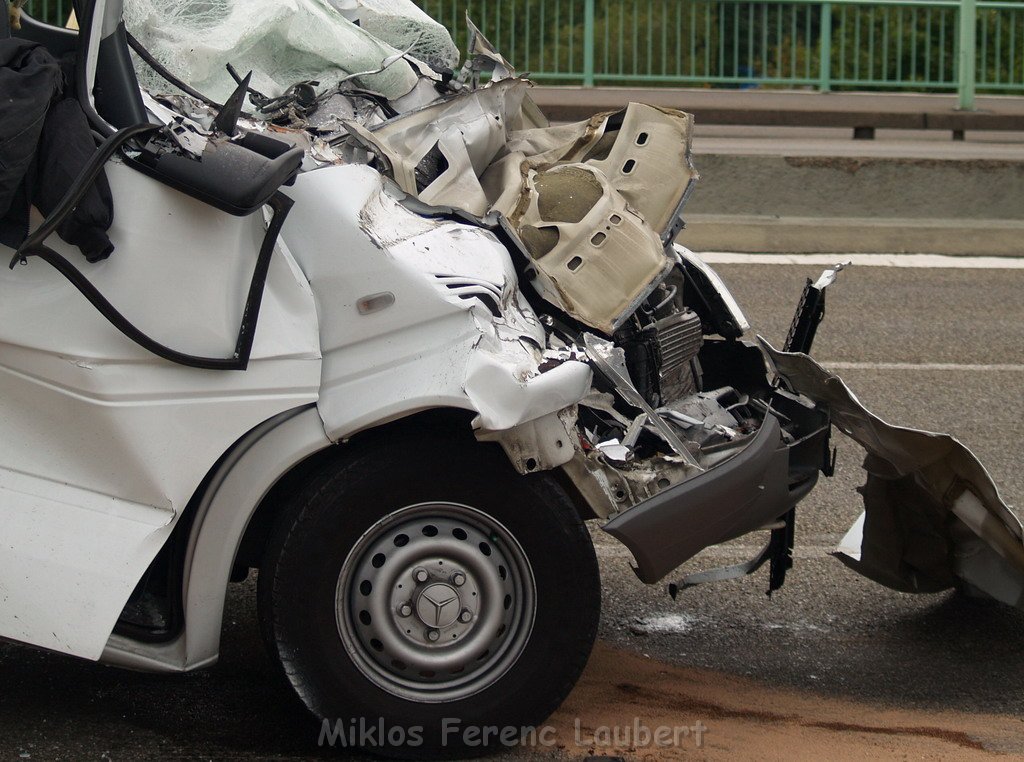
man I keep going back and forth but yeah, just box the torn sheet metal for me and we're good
[450,15,550,133]
[482,104,697,333]
[764,341,1024,608]
[583,333,701,468]
[511,164,673,335]
[345,78,531,216]
[457,15,515,84]
[498,104,698,238]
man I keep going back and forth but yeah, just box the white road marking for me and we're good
[821,361,1024,372]
[594,542,842,561]
[697,252,1024,269]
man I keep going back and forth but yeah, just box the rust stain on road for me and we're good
[534,641,1023,760]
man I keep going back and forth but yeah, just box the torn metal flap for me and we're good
[502,103,699,240]
[762,339,1024,608]
[345,78,530,215]
[454,15,548,129]
[458,14,516,83]
[511,163,674,335]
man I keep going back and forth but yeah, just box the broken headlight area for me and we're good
[571,337,830,586]
[477,254,833,592]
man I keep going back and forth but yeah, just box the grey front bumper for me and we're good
[603,415,806,583]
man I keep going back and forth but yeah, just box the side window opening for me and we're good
[10,8,78,58]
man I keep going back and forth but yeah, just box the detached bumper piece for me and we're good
[604,415,808,584]
[767,342,1024,610]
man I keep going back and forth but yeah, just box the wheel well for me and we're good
[234,408,600,577]
[233,408,483,574]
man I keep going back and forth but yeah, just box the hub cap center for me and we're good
[416,583,462,628]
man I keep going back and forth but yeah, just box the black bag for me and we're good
[0,36,61,229]
[0,34,116,262]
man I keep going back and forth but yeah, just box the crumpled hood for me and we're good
[764,340,1024,608]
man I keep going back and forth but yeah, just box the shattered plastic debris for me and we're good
[596,439,632,463]
[629,613,700,635]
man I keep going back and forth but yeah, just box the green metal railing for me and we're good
[33,0,72,27]
[418,0,1024,109]
[30,1,1024,109]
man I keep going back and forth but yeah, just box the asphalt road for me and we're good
[1,261,1022,760]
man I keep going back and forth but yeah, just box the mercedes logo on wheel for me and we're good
[416,583,461,629]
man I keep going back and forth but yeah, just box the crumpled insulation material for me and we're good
[326,0,460,71]
[123,0,449,102]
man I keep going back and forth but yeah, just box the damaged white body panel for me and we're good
[0,162,322,658]
[280,164,592,442]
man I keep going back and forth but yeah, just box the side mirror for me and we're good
[131,131,303,217]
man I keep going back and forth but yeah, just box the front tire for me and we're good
[257,431,600,758]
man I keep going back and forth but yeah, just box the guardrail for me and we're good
[418,0,1024,109]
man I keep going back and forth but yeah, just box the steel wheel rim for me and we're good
[335,502,536,703]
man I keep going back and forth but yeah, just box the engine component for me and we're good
[651,310,703,402]
[620,309,703,406]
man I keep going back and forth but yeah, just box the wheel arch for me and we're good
[171,406,483,671]
[232,408,483,574]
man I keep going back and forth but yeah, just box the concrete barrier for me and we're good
[531,86,1024,137]
[677,153,1024,255]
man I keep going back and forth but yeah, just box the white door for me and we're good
[0,160,321,659]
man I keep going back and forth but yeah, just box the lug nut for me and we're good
[451,572,466,587]
[413,567,429,583]
[398,603,413,618]
[458,609,473,624]
[426,628,440,642]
